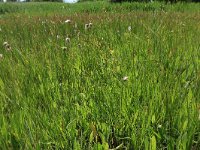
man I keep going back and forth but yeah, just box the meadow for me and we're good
[0,1,200,149]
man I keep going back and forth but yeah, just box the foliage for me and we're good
[0,1,200,149]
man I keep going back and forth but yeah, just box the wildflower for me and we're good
[158,124,162,128]
[122,76,128,81]
[89,22,93,28]
[56,35,60,39]
[128,26,131,31]
[65,37,70,43]
[3,42,11,51]
[65,19,71,24]
[3,42,8,47]
[0,54,3,60]
[85,24,89,30]
[5,44,12,51]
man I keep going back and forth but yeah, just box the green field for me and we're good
[0,1,200,149]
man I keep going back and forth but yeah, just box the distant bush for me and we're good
[110,0,199,3]
[31,0,63,1]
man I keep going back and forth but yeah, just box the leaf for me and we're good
[11,133,20,149]
[150,135,156,150]
[187,89,193,103]
[89,131,94,143]
[152,115,156,124]
[102,142,109,150]
[182,120,188,131]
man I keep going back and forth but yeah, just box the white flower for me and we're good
[122,76,128,81]
[56,35,60,39]
[85,24,89,30]
[3,42,11,51]
[65,19,71,23]
[158,124,162,128]
[65,37,70,43]
[89,22,93,28]
[128,26,131,31]
[3,42,8,47]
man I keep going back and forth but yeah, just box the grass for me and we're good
[0,1,200,149]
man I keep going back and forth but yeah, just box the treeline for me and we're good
[0,0,63,2]
[110,0,200,3]
[77,0,200,3]
[1,0,199,2]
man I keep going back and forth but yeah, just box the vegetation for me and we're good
[0,1,200,149]
[1,0,200,3]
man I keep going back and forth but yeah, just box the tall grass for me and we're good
[0,2,200,149]
[0,1,200,16]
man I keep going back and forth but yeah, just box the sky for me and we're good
[63,0,78,3]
